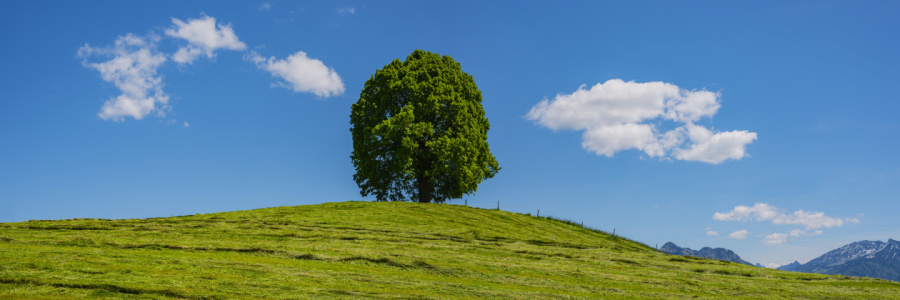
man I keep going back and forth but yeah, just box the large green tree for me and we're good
[350,50,500,203]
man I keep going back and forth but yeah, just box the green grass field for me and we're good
[1,201,898,299]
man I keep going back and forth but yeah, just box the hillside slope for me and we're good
[1,201,898,299]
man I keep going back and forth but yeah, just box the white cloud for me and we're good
[165,15,246,64]
[171,47,203,64]
[729,229,748,240]
[772,210,845,230]
[246,51,345,97]
[705,227,719,236]
[674,124,758,164]
[581,123,659,157]
[259,2,272,11]
[81,14,245,121]
[337,6,356,15]
[78,34,169,121]
[712,203,779,222]
[763,233,788,245]
[80,14,247,122]
[714,203,858,245]
[789,229,823,237]
[714,203,849,230]
[81,13,345,123]
[527,79,756,164]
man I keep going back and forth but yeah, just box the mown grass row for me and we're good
[1,201,898,299]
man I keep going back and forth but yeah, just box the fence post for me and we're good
[537,209,539,217]
[465,199,467,206]
[497,200,500,210]
[613,228,616,236]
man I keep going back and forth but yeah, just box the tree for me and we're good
[350,50,500,203]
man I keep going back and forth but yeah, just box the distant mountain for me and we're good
[780,239,900,282]
[796,240,886,273]
[777,261,802,272]
[660,242,755,266]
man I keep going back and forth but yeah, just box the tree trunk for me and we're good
[417,175,433,203]
[416,137,434,203]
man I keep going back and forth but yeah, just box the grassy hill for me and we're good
[1,201,898,299]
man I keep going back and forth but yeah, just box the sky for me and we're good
[2,1,899,268]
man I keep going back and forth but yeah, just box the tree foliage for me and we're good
[350,50,500,203]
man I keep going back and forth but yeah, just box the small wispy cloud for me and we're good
[728,229,748,240]
[713,203,852,230]
[762,233,788,245]
[337,6,356,15]
[259,2,272,11]
[705,227,719,236]
[713,203,779,222]
[713,203,860,245]
[789,229,822,237]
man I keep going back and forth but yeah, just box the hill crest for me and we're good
[1,201,898,298]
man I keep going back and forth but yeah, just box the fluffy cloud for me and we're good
[82,14,343,123]
[581,123,659,157]
[714,203,860,245]
[728,229,748,240]
[78,34,169,121]
[713,203,779,222]
[166,15,246,64]
[674,124,758,164]
[762,233,788,245]
[81,14,248,121]
[705,227,719,236]
[772,210,845,230]
[713,203,849,230]
[247,51,345,97]
[527,79,756,164]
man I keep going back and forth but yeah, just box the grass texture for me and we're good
[0,201,898,299]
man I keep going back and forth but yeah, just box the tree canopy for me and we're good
[350,50,500,203]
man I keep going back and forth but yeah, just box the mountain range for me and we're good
[659,242,754,266]
[663,239,900,282]
[778,239,900,282]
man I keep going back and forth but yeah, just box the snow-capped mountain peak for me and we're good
[809,240,885,268]
[787,239,900,282]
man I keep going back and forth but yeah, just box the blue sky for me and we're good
[2,1,899,267]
